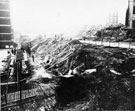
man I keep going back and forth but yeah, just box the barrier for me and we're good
[80,40,135,49]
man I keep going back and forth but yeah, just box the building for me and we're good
[107,13,118,26]
[127,0,135,29]
[0,0,13,49]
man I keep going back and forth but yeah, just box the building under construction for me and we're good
[0,0,13,49]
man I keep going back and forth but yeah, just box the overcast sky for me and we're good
[10,0,128,35]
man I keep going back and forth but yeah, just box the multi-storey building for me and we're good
[0,0,13,49]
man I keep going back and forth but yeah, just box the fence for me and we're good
[80,40,135,49]
[1,59,56,111]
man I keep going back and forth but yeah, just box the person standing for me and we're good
[23,50,28,67]
[16,48,24,61]
[32,54,34,62]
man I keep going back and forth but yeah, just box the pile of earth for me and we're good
[30,37,135,111]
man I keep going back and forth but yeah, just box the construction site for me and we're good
[0,0,135,111]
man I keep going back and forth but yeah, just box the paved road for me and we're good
[80,40,135,49]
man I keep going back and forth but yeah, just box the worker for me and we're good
[32,54,34,62]
[23,50,28,63]
[7,50,11,63]
[16,47,24,61]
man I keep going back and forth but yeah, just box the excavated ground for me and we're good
[29,38,135,111]
[1,38,135,111]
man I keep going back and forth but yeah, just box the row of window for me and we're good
[0,26,11,33]
[0,34,12,40]
[0,0,9,2]
[0,11,10,17]
[0,3,9,10]
[0,18,10,24]
[0,41,13,49]
[0,45,13,49]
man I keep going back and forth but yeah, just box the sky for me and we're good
[10,0,128,36]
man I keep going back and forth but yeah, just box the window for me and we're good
[132,20,135,28]
[133,6,135,14]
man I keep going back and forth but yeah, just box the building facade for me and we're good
[0,0,13,49]
[128,0,135,29]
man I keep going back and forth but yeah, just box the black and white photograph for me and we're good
[0,0,135,110]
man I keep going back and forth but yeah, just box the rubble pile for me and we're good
[31,38,81,67]
[94,24,134,42]
[31,37,135,110]
[55,46,135,110]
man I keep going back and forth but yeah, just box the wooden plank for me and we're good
[0,82,17,85]
[1,87,42,104]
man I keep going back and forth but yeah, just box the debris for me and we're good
[23,37,135,110]
[110,69,122,75]
[84,69,96,74]
[93,24,135,42]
